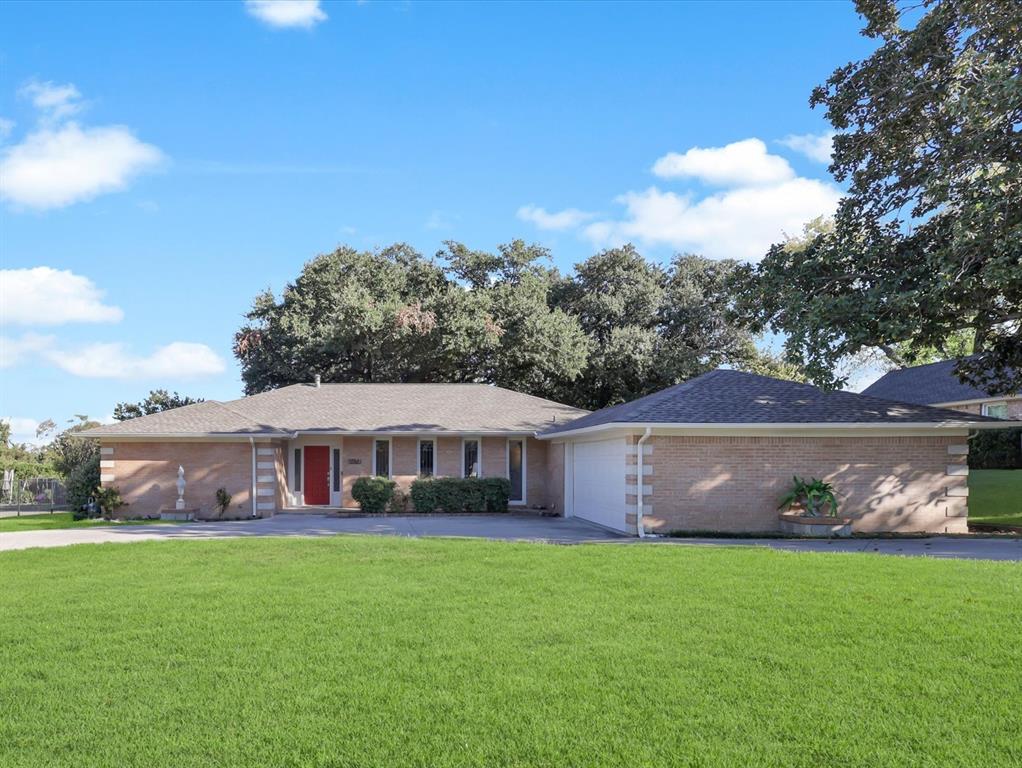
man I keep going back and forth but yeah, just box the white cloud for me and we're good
[0,123,164,210]
[778,132,834,164]
[1,334,225,379]
[1,267,123,325]
[516,204,596,231]
[583,177,842,261]
[20,80,82,121]
[245,0,327,28]
[425,210,458,231]
[652,138,794,187]
[0,333,55,368]
[47,341,226,379]
[520,136,842,262]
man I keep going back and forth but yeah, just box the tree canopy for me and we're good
[114,390,204,421]
[742,0,1021,393]
[234,242,776,409]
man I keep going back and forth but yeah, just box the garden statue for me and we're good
[176,465,186,510]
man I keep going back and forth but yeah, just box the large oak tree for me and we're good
[744,0,1021,393]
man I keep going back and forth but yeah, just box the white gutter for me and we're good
[249,437,257,518]
[635,427,651,539]
[536,419,1022,440]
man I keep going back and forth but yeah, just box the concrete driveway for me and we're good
[0,513,622,552]
[1,514,1019,560]
[661,535,1022,562]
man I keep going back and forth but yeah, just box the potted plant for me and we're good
[777,476,852,537]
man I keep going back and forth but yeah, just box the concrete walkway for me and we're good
[0,513,1019,560]
[0,513,622,552]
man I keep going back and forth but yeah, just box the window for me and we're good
[463,439,480,478]
[982,402,1009,419]
[418,439,435,477]
[374,439,390,478]
[332,448,341,493]
[508,439,524,503]
[293,448,302,492]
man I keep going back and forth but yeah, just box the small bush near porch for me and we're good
[410,476,511,513]
[1,538,1019,767]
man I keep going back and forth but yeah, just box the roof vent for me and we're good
[314,374,321,388]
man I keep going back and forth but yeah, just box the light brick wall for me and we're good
[526,437,548,508]
[436,436,461,478]
[391,436,418,493]
[100,441,257,519]
[481,437,506,478]
[545,442,565,515]
[644,434,969,535]
[341,437,372,507]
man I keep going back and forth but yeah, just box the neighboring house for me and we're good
[862,359,1022,419]
[82,371,1013,535]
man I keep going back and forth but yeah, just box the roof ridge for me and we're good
[488,385,590,414]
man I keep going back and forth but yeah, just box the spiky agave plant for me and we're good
[778,476,839,517]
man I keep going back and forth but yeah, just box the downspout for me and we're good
[249,437,258,518]
[635,427,652,538]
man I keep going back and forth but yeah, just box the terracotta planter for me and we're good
[778,512,853,538]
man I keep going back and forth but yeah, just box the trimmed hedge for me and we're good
[351,476,396,513]
[969,428,1022,469]
[410,477,512,513]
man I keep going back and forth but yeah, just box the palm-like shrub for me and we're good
[778,476,839,518]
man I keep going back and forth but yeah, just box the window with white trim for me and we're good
[418,439,435,477]
[982,402,1009,419]
[508,438,524,503]
[463,438,480,478]
[374,439,391,478]
[293,448,302,492]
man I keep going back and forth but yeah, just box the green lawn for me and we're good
[0,512,179,533]
[1,538,1019,767]
[969,469,1022,528]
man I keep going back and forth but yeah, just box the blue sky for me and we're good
[0,0,874,444]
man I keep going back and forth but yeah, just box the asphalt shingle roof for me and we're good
[861,359,997,405]
[82,384,588,437]
[540,369,1001,436]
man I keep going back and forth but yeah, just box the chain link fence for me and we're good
[1,471,68,516]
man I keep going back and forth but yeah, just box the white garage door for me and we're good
[571,438,627,533]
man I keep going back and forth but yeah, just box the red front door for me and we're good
[304,446,330,505]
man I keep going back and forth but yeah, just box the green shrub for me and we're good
[215,488,233,518]
[94,486,127,519]
[388,488,410,513]
[67,454,101,517]
[409,477,511,513]
[479,477,511,513]
[969,428,1022,469]
[351,476,396,514]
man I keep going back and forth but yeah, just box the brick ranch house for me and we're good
[81,370,1015,535]
[863,358,1022,420]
